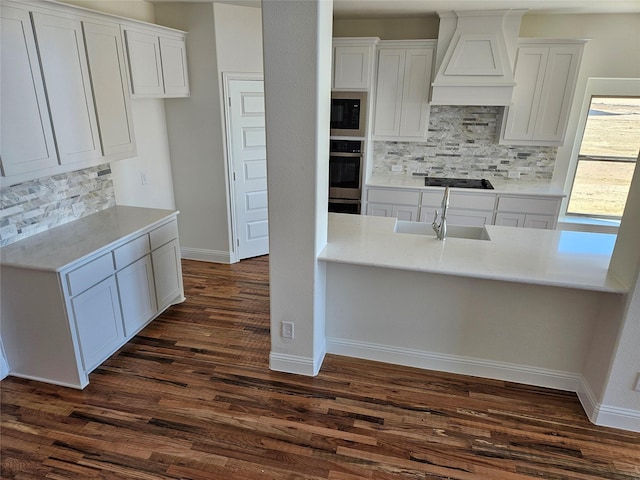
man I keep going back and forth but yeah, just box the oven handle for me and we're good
[329,151,362,157]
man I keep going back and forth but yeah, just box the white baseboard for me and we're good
[326,337,581,392]
[578,377,640,433]
[270,345,326,377]
[180,247,232,264]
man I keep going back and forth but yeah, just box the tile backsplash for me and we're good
[373,105,557,181]
[0,165,115,247]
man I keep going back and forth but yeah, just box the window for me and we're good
[567,96,640,218]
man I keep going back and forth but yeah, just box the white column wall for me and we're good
[262,0,332,375]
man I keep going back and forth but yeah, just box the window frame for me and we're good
[562,78,640,223]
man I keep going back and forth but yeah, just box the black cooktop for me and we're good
[423,177,494,189]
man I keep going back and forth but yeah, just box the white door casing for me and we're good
[226,78,268,261]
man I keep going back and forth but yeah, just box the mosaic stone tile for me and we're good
[0,165,115,247]
[373,106,557,180]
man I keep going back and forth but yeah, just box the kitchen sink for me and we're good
[394,221,490,240]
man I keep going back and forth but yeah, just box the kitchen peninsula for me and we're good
[319,212,627,401]
[0,206,184,389]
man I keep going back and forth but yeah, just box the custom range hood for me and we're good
[431,9,527,106]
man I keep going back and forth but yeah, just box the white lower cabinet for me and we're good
[0,213,183,389]
[366,187,420,220]
[495,195,562,230]
[71,276,124,371]
[152,239,184,311]
[117,255,157,337]
[419,190,496,227]
[365,186,562,230]
[391,205,419,222]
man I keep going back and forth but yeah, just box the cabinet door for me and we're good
[71,276,124,372]
[366,203,393,217]
[152,239,184,311]
[117,255,157,338]
[373,49,405,137]
[524,214,556,230]
[502,46,548,142]
[398,48,433,138]
[392,205,419,222]
[124,29,164,96]
[31,12,102,165]
[446,209,494,227]
[333,45,371,90]
[0,5,58,176]
[534,45,581,143]
[83,20,136,159]
[495,212,526,228]
[160,36,189,96]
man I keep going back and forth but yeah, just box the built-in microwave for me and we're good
[330,91,367,137]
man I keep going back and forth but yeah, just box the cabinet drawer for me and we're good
[150,219,179,250]
[113,234,150,269]
[67,252,114,296]
[367,188,419,205]
[497,196,560,215]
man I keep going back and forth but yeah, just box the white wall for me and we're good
[60,0,155,22]
[333,16,438,39]
[154,2,263,263]
[61,0,177,211]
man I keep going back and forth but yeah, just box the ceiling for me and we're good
[151,0,640,16]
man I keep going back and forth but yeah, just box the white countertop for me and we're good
[319,213,626,293]
[0,206,178,272]
[367,174,565,196]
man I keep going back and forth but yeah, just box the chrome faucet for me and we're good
[432,186,450,240]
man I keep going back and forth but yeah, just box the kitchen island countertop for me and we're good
[367,174,565,196]
[319,213,625,293]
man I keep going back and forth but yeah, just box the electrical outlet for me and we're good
[634,373,640,392]
[140,171,148,186]
[281,321,294,339]
[0,224,18,240]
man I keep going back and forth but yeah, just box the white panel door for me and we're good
[0,5,58,176]
[83,20,136,158]
[229,80,268,260]
[31,12,102,165]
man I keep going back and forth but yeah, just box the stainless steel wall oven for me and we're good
[329,140,362,214]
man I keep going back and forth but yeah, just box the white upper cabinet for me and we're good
[373,41,435,141]
[332,38,378,90]
[82,19,136,159]
[31,11,102,165]
[123,26,190,98]
[0,4,58,176]
[159,36,190,96]
[500,39,586,146]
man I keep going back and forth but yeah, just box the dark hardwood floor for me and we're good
[2,256,639,479]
